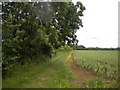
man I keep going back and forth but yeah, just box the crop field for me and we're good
[73,50,119,80]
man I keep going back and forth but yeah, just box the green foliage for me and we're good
[82,78,117,88]
[2,2,85,78]
[75,45,86,50]
[58,45,73,52]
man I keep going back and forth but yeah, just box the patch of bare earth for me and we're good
[64,52,98,88]
[70,61,98,88]
[64,52,98,87]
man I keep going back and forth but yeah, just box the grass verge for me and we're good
[3,51,74,88]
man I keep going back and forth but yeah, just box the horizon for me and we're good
[73,0,119,48]
[77,44,118,48]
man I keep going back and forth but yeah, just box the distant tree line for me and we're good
[75,45,118,50]
[2,2,85,78]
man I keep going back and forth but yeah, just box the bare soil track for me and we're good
[70,61,98,88]
[64,52,98,88]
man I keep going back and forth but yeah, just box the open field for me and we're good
[3,50,119,88]
[73,50,118,80]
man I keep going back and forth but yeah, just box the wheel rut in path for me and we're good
[64,52,98,88]
[70,61,98,88]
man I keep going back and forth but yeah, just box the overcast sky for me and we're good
[73,0,119,48]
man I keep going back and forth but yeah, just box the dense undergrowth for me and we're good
[3,45,72,78]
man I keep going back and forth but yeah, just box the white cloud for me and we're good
[73,0,119,48]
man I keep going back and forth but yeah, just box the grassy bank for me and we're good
[3,51,74,88]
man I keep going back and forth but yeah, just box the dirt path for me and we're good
[64,52,118,88]
[70,61,98,88]
[64,52,73,65]
[64,52,98,88]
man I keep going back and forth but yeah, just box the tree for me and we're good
[2,1,85,78]
[76,45,86,50]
